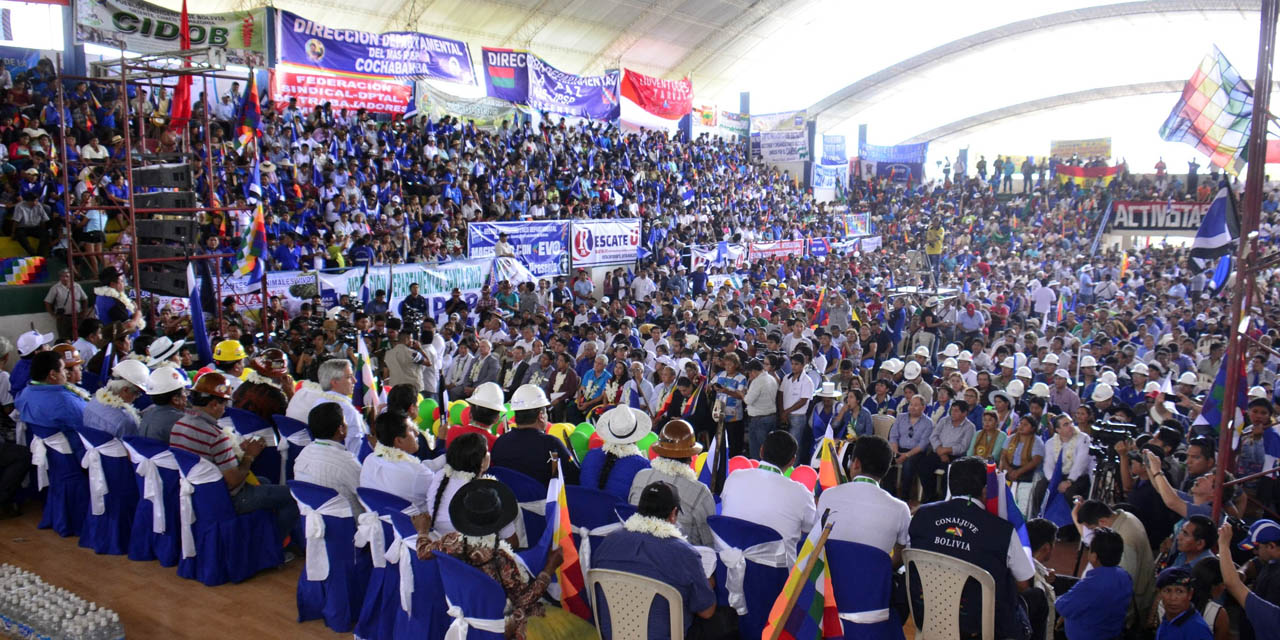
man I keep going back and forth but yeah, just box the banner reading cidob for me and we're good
[272,67,411,115]
[75,0,266,66]
[277,10,474,83]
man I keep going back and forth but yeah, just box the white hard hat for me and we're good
[942,358,958,369]
[1249,386,1268,399]
[1080,355,1098,368]
[1054,369,1071,381]
[913,346,930,358]
[882,358,904,374]
[147,365,188,395]
[468,382,506,412]
[903,361,922,380]
[1143,381,1162,394]
[1000,357,1016,369]
[941,344,960,358]
[958,351,973,363]
[1043,353,1059,365]
[510,383,550,411]
[1091,383,1114,402]
[1006,379,1025,398]
[1029,382,1051,398]
[1177,371,1199,385]
[1016,366,1033,379]
[113,359,152,390]
[1130,363,1150,376]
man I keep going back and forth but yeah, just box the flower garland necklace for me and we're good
[93,387,140,425]
[601,441,643,459]
[64,384,90,401]
[93,285,136,315]
[650,456,697,481]
[301,380,351,402]
[623,513,685,540]
[442,464,476,483]
[244,369,282,390]
[373,441,417,464]
[220,425,245,460]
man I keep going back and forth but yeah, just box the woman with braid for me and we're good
[425,432,517,546]
[578,406,652,501]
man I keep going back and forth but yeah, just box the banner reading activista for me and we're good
[272,67,411,115]
[276,10,474,84]
[75,0,266,66]
[619,68,691,133]
[570,220,641,268]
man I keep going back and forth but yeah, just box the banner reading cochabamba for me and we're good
[467,220,569,277]
[272,67,411,115]
[528,56,619,120]
[276,10,474,83]
[74,0,267,66]
[570,220,641,267]
[750,110,809,162]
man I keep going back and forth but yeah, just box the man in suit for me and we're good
[500,344,530,397]
[462,339,500,398]
[444,339,474,401]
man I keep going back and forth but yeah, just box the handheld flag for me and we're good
[763,523,843,640]
[233,69,262,155]
[235,203,266,284]
[187,262,214,367]
[817,434,846,492]
[1192,349,1248,436]
[986,464,1033,563]
[1039,449,1073,527]
[1190,182,1241,266]
[169,0,193,132]
[551,459,590,619]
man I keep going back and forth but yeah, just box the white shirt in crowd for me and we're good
[294,439,364,515]
[809,476,910,555]
[780,371,815,415]
[744,372,779,417]
[359,453,435,513]
[720,462,818,550]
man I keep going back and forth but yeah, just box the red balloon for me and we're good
[727,456,753,474]
[588,432,604,449]
[789,465,818,492]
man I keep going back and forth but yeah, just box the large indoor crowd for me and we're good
[3,54,1280,640]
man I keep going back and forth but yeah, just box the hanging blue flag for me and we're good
[1212,254,1232,290]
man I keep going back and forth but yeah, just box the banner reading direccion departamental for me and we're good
[277,10,474,83]
[75,0,267,66]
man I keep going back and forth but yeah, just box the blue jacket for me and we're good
[1054,565,1132,640]
[15,383,88,431]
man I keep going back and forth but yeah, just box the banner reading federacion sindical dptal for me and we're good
[570,220,641,268]
[75,0,267,66]
[276,10,474,83]
[272,66,411,115]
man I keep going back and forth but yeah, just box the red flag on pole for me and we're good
[169,0,192,132]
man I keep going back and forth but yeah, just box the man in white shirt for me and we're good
[720,430,817,550]
[293,402,363,514]
[781,353,816,456]
[359,410,435,512]
[810,435,909,558]
[632,269,657,302]
[743,359,779,459]
[286,359,369,455]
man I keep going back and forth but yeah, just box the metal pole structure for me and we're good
[54,54,78,340]
[1213,0,1277,523]
[118,44,144,326]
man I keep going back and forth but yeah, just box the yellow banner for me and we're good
[1049,137,1112,160]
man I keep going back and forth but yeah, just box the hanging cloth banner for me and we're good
[526,56,619,120]
[619,68,691,133]
[75,0,267,66]
[482,47,529,103]
[276,10,475,83]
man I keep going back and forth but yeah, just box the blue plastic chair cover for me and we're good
[288,480,369,633]
[29,423,89,537]
[434,550,509,640]
[76,426,139,555]
[225,407,283,485]
[565,485,625,579]
[385,510,449,640]
[488,466,548,548]
[353,488,412,640]
[80,370,103,395]
[826,539,904,640]
[272,413,312,483]
[123,436,181,566]
[707,514,791,639]
[357,437,375,463]
[171,448,284,585]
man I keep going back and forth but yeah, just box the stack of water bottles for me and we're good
[0,564,125,640]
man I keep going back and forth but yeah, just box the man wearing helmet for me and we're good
[170,371,298,550]
[51,344,89,400]
[140,365,188,443]
[82,359,150,438]
[490,383,579,486]
[212,339,248,393]
[233,348,293,421]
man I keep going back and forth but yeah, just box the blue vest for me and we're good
[908,498,1030,640]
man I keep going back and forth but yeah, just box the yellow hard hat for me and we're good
[213,339,247,362]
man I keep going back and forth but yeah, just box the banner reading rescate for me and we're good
[276,10,474,84]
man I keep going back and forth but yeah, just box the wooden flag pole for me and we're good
[766,521,835,640]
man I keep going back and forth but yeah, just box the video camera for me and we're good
[1089,419,1140,462]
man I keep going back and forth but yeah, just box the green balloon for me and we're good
[637,432,658,453]
[418,398,439,431]
[449,401,469,426]
[569,422,594,460]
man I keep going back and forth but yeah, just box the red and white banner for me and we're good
[271,68,411,115]
[749,239,805,261]
[570,220,641,268]
[619,68,691,133]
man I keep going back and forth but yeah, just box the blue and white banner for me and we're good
[318,260,490,321]
[808,237,834,259]
[812,164,843,189]
[860,236,883,252]
[690,242,746,270]
[858,141,929,163]
[821,135,847,165]
[571,219,641,267]
[528,56,620,121]
[467,220,570,277]
[0,45,40,77]
[277,10,475,83]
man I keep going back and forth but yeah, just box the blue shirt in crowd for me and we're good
[1054,565,1132,640]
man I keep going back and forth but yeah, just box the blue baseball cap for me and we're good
[1239,519,1280,551]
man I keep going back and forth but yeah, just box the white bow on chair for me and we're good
[123,444,179,535]
[353,510,390,569]
[178,458,226,559]
[28,429,71,491]
[510,498,547,548]
[574,522,623,580]
[443,595,507,640]
[384,531,420,615]
[297,493,352,581]
[78,435,130,516]
[278,429,312,483]
[712,531,794,616]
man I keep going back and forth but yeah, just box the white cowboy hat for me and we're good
[147,336,186,368]
[597,406,653,445]
[814,382,842,399]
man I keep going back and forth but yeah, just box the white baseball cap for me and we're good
[16,330,54,357]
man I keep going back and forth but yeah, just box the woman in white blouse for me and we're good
[425,431,518,546]
[1041,414,1093,503]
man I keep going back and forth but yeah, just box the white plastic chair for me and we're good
[588,568,684,640]
[871,415,894,440]
[903,548,995,640]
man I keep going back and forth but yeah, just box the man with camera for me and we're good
[386,329,435,395]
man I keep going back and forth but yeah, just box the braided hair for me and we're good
[597,451,620,491]
[431,432,489,524]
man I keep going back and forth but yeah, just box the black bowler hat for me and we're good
[448,479,519,537]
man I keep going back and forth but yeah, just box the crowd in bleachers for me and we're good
[4,54,1280,639]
